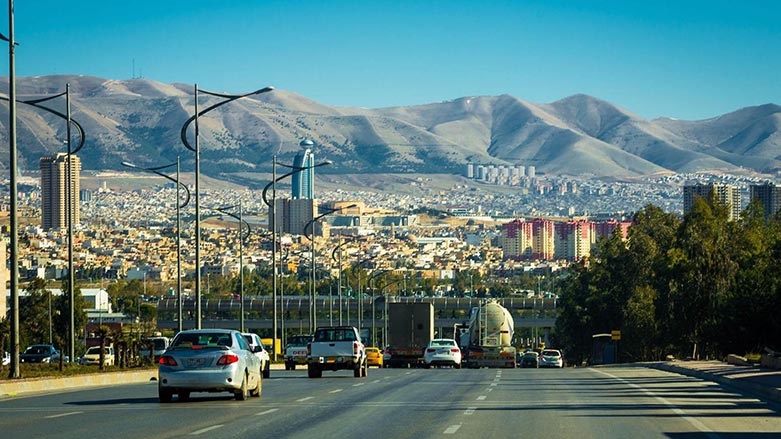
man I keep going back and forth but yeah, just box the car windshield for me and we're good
[367,348,379,353]
[430,340,456,347]
[524,352,538,357]
[287,335,311,347]
[172,332,232,349]
[86,347,109,355]
[314,329,356,342]
[24,346,49,354]
[152,339,167,350]
[542,350,560,357]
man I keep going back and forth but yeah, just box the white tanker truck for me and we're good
[459,300,516,368]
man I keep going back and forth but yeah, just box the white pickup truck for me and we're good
[307,326,367,378]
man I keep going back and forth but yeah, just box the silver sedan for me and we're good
[158,329,262,402]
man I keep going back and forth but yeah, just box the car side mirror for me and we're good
[253,346,262,353]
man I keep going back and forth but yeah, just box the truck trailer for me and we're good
[386,302,434,368]
[462,300,516,368]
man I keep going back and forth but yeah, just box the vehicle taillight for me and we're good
[216,354,239,365]
[354,342,359,355]
[159,356,178,366]
[307,343,311,356]
[426,348,436,353]
[451,348,460,353]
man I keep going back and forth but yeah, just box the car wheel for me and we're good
[251,374,262,397]
[178,391,190,402]
[362,361,368,377]
[291,363,296,371]
[308,366,322,378]
[158,387,173,403]
[235,373,249,401]
[263,362,270,379]
[454,363,461,369]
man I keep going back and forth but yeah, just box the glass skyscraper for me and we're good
[292,142,314,199]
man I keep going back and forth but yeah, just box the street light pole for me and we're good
[121,159,190,332]
[304,204,356,331]
[180,85,273,330]
[262,158,331,357]
[214,203,250,332]
[2,0,20,379]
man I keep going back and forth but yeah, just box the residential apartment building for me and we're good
[750,182,781,220]
[683,183,741,221]
[40,153,81,230]
[554,220,592,261]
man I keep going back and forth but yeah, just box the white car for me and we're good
[242,332,271,378]
[79,346,115,367]
[539,349,564,368]
[423,338,462,368]
[2,351,9,366]
[158,329,262,402]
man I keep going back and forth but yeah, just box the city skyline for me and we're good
[5,1,780,120]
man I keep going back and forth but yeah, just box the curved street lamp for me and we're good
[213,203,251,332]
[331,235,359,325]
[303,204,357,331]
[180,85,273,329]
[2,86,87,367]
[262,157,331,360]
[121,158,190,333]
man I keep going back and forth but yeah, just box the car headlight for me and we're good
[42,357,51,363]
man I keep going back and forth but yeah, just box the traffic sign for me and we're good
[611,330,621,340]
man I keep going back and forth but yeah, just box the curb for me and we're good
[0,369,158,397]
[647,362,781,405]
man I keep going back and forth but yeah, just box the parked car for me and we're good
[140,336,170,361]
[539,349,564,368]
[365,347,384,368]
[519,351,539,368]
[423,338,462,368]
[79,346,115,367]
[242,332,271,378]
[2,351,10,366]
[158,329,262,402]
[20,344,61,364]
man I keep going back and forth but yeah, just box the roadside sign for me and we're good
[611,330,621,340]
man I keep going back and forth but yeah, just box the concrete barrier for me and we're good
[0,369,158,397]
[727,354,751,366]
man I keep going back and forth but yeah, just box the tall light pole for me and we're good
[214,203,250,332]
[262,158,331,360]
[121,159,190,333]
[180,85,273,329]
[2,0,19,379]
[1,84,86,367]
[304,204,356,331]
[331,235,358,326]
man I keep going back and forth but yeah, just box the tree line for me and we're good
[555,197,781,364]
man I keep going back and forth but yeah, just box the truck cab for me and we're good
[306,326,367,378]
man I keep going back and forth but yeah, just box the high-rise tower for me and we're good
[683,183,741,221]
[40,153,81,230]
[292,140,315,199]
[750,182,781,220]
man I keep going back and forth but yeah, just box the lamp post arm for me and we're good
[121,162,191,208]
[261,160,333,207]
[180,86,274,152]
[214,205,252,241]
[0,94,86,155]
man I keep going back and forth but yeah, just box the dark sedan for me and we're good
[20,345,61,364]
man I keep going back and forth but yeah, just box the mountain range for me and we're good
[1,75,779,181]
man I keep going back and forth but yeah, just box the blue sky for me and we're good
[5,0,781,120]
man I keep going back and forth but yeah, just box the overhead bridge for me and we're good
[156,295,558,332]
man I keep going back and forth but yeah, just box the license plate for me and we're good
[187,358,209,367]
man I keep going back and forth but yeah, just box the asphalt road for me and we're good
[1,366,780,438]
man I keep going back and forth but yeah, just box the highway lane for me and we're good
[1,366,780,438]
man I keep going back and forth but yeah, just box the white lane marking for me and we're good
[477,395,487,400]
[490,383,498,387]
[352,382,365,387]
[444,424,462,434]
[329,389,343,393]
[190,425,223,435]
[373,379,381,383]
[405,371,412,375]
[296,396,315,402]
[464,407,477,415]
[256,408,279,416]
[487,388,494,392]
[45,411,83,419]
[593,369,718,438]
